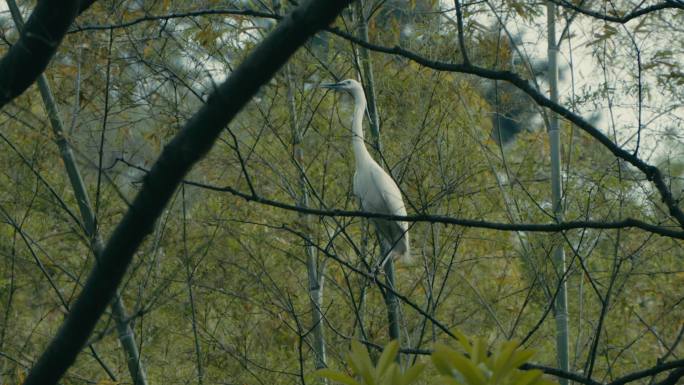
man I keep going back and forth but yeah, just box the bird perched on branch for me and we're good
[321,79,410,266]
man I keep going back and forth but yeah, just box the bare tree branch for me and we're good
[611,359,684,385]
[547,0,683,24]
[70,8,281,33]
[654,367,684,385]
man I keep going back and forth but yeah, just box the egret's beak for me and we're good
[320,82,342,90]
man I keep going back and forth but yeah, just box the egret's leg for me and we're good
[374,247,393,274]
[382,247,401,364]
[370,238,396,276]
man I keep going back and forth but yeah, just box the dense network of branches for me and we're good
[0,0,682,384]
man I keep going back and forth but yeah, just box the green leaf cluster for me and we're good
[432,330,555,385]
[315,340,425,385]
[314,333,556,385]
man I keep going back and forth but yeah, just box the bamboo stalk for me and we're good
[354,1,382,153]
[546,3,569,383]
[286,63,328,373]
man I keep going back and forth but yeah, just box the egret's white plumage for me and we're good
[322,79,410,262]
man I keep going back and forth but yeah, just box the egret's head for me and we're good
[320,79,363,94]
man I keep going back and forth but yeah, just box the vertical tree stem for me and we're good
[547,3,569,383]
[383,255,401,350]
[285,64,328,374]
[354,0,382,152]
[182,187,204,385]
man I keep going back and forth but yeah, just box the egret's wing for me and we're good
[369,165,407,217]
[366,164,410,258]
[355,165,397,213]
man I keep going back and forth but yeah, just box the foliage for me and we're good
[431,331,555,385]
[315,334,556,385]
[0,0,683,384]
[315,340,425,385]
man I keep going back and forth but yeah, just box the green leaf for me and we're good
[472,338,487,364]
[438,375,466,385]
[387,365,402,385]
[376,340,399,376]
[491,340,519,381]
[431,346,457,375]
[512,369,543,385]
[347,350,361,375]
[449,352,487,385]
[433,344,486,385]
[349,340,376,385]
[507,348,535,372]
[313,369,359,385]
[400,363,426,385]
[453,329,473,355]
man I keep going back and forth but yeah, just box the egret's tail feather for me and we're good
[374,218,410,264]
[394,246,411,264]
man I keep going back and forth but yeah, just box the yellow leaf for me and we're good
[376,340,399,376]
[400,363,426,385]
[349,340,375,383]
[313,369,359,385]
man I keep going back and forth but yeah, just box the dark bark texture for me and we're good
[0,0,92,108]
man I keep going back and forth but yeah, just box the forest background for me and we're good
[0,0,683,384]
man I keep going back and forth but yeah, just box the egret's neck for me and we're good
[351,89,371,165]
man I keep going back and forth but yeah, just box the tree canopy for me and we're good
[0,0,682,384]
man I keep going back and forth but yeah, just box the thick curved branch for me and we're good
[547,0,683,24]
[0,0,97,109]
[654,367,684,385]
[610,359,684,385]
[527,358,684,385]
[22,1,352,384]
[521,363,601,385]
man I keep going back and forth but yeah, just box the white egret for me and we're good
[321,79,410,266]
